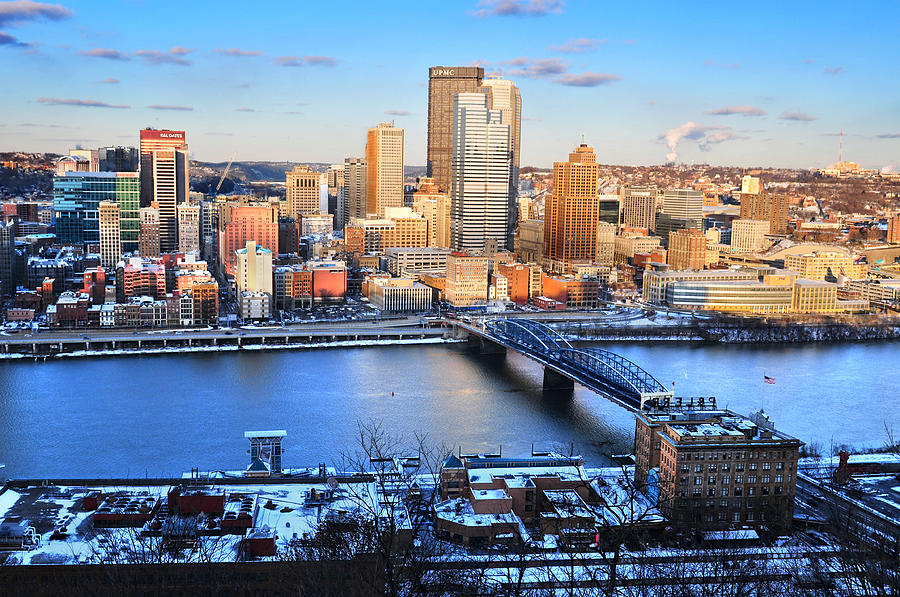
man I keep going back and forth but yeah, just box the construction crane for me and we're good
[213,151,237,197]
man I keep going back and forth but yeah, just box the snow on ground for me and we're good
[0,488,23,518]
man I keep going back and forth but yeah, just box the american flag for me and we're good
[764,375,776,384]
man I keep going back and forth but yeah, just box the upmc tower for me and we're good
[139,129,188,253]
[427,66,483,192]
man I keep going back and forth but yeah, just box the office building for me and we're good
[740,192,789,235]
[731,219,770,253]
[139,129,187,201]
[299,213,334,236]
[0,217,17,297]
[384,247,451,277]
[368,278,433,312]
[217,203,278,276]
[450,93,512,252]
[139,206,161,258]
[445,252,489,307]
[98,146,138,172]
[365,122,405,217]
[667,279,794,314]
[621,186,658,231]
[53,171,139,250]
[177,203,200,254]
[887,216,900,244]
[342,157,366,226]
[479,76,521,172]
[199,201,218,263]
[236,241,273,295]
[285,165,324,220]
[427,65,484,191]
[98,201,121,271]
[596,221,615,266]
[614,234,662,265]
[412,177,450,247]
[496,262,538,305]
[658,188,703,238]
[784,250,866,281]
[542,143,599,272]
[642,268,758,304]
[667,228,707,271]
[515,219,544,264]
[635,405,801,531]
[68,148,99,172]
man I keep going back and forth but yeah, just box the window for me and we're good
[775,474,784,484]
[694,476,702,485]
[748,475,757,484]
[734,487,743,497]
[708,464,717,472]
[681,464,689,473]
[693,489,701,497]
[747,512,755,522]
[762,475,771,484]
[776,462,784,470]
[733,512,741,522]
[736,464,745,472]
[680,476,687,486]
[694,465,702,473]
[749,463,758,471]
[706,501,714,509]
[761,486,769,496]
[706,513,714,522]
[721,488,729,497]
[718,512,727,521]
[762,462,771,471]
[708,476,716,485]
[735,475,743,484]
[748,487,756,496]
[722,463,730,472]
[707,488,715,497]
[775,486,783,495]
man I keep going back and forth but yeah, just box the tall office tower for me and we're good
[139,129,187,206]
[731,219,771,253]
[0,216,17,297]
[740,192,789,235]
[343,157,367,227]
[741,175,761,195]
[285,165,324,220]
[660,189,703,228]
[199,200,218,263]
[621,185,659,231]
[98,201,122,271]
[151,148,189,253]
[667,228,706,270]
[217,203,278,276]
[53,171,139,249]
[327,163,345,224]
[177,203,201,254]
[365,122,405,217]
[68,149,99,172]
[542,144,600,272]
[427,65,484,191]
[98,146,139,172]
[445,252,489,307]
[479,76,522,244]
[449,93,511,252]
[139,207,161,257]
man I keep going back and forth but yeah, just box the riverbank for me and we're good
[0,335,463,360]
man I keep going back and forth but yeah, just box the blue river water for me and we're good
[0,341,896,480]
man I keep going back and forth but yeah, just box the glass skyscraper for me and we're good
[53,172,140,253]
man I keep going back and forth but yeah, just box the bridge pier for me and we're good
[468,335,506,355]
[543,367,574,391]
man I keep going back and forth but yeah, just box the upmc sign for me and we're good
[432,69,455,76]
[140,129,185,141]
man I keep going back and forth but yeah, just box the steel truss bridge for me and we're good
[461,318,673,412]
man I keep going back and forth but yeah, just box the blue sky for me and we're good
[2,0,898,170]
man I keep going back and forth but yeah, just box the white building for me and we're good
[731,219,770,253]
[450,93,512,252]
[177,203,200,254]
[368,278,433,312]
[235,240,273,295]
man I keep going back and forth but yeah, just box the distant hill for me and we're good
[191,161,428,185]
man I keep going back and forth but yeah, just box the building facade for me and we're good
[98,201,121,271]
[445,252,489,307]
[427,65,484,192]
[53,171,139,251]
[365,123,405,217]
[285,165,324,220]
[342,157,366,227]
[542,144,600,272]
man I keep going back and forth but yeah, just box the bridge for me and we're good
[454,318,673,412]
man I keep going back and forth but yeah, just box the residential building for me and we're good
[445,252,489,307]
[635,405,802,531]
[236,241,273,295]
[542,143,600,272]
[740,175,761,195]
[368,278,433,312]
[116,257,166,301]
[98,201,121,271]
[427,65,484,191]
[365,122,405,217]
[285,165,324,220]
[450,93,512,251]
[740,192,788,235]
[731,219,770,253]
[667,228,706,271]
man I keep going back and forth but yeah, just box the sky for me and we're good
[1,0,899,170]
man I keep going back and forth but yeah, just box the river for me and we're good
[0,341,896,480]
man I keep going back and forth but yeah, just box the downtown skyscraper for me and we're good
[365,122,405,217]
[139,129,188,253]
[427,66,484,192]
[449,93,511,252]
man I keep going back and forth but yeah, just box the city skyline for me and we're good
[1,0,899,170]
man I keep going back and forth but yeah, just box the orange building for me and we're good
[542,144,600,272]
[541,274,600,308]
[217,204,278,276]
[667,228,707,270]
[497,262,533,305]
[740,192,789,235]
[888,215,900,244]
[344,225,365,254]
